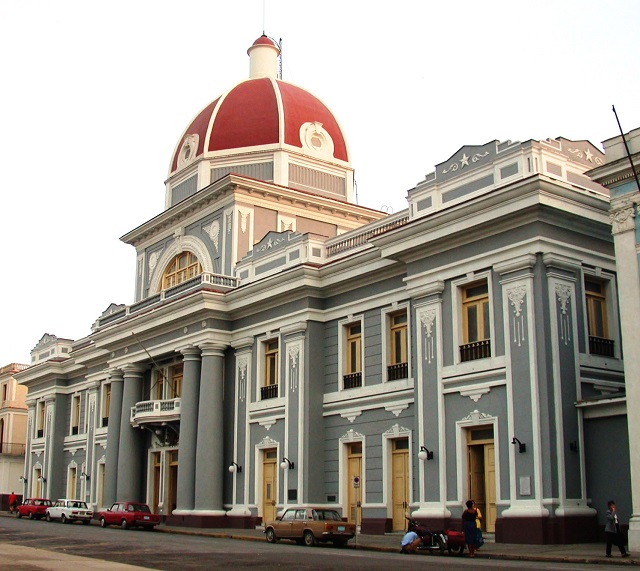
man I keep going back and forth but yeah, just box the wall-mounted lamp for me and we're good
[38,476,47,483]
[280,457,294,470]
[418,446,434,461]
[512,437,526,453]
[228,462,242,473]
[81,471,90,481]
[19,476,27,483]
[569,441,578,453]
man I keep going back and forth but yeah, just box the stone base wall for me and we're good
[495,514,599,544]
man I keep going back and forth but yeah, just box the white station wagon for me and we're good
[46,498,93,524]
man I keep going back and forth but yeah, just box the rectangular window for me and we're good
[37,401,45,438]
[585,279,614,357]
[2,384,7,403]
[169,364,183,398]
[387,311,408,381]
[460,280,491,362]
[71,395,80,435]
[102,383,111,427]
[261,340,279,400]
[344,323,362,389]
[154,370,165,400]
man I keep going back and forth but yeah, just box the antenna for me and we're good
[278,37,283,80]
[612,105,640,193]
[262,0,266,35]
[130,332,176,394]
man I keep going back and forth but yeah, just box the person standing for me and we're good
[8,491,16,514]
[474,500,484,549]
[605,500,630,558]
[462,499,479,557]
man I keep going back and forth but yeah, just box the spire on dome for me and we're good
[247,35,280,79]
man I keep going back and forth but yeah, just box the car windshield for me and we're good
[313,510,343,521]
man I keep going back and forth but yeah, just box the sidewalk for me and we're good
[158,524,640,566]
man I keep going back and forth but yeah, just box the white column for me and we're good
[611,205,640,551]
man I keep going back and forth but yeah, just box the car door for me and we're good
[291,509,308,539]
[106,503,121,524]
[275,509,295,538]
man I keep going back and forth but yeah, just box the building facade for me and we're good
[588,127,640,551]
[0,362,28,503]
[15,36,630,543]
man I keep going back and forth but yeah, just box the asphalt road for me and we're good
[0,517,623,570]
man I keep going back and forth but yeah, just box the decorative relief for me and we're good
[288,345,300,393]
[237,356,248,402]
[462,409,492,425]
[383,424,411,437]
[256,236,287,252]
[384,403,409,417]
[610,204,636,234]
[258,435,278,448]
[507,285,527,347]
[566,146,603,165]
[239,210,250,234]
[177,134,199,169]
[225,209,233,234]
[259,418,276,430]
[418,308,437,364]
[340,411,362,423]
[442,151,489,174]
[340,428,364,442]
[203,220,220,252]
[148,250,163,279]
[460,387,490,403]
[555,284,572,345]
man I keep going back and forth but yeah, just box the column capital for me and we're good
[609,202,636,235]
[179,346,202,360]
[199,342,226,358]
[121,364,146,378]
[107,368,125,382]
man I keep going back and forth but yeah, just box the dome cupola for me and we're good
[166,36,353,208]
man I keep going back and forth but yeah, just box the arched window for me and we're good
[162,252,202,289]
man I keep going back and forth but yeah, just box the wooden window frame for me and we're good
[462,281,490,344]
[162,252,203,290]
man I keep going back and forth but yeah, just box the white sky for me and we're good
[1,0,639,366]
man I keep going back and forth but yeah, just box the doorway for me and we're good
[346,442,362,525]
[391,438,409,531]
[262,448,278,523]
[467,426,496,532]
[152,452,161,514]
[168,450,178,514]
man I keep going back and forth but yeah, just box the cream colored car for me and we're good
[264,507,355,547]
[46,499,93,524]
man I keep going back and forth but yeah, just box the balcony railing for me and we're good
[95,272,239,329]
[387,362,408,381]
[343,372,363,390]
[460,340,491,362]
[130,398,181,427]
[326,214,410,257]
[589,336,615,358]
[260,384,279,400]
[0,442,26,455]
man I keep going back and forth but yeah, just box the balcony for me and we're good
[130,398,181,427]
[589,336,615,358]
[0,442,26,455]
[460,340,491,362]
[343,372,362,390]
[260,384,279,400]
[387,362,408,381]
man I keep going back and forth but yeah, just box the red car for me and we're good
[16,498,53,520]
[97,501,160,530]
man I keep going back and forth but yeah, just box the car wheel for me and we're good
[100,517,107,528]
[28,511,34,520]
[16,511,22,519]
[46,513,52,522]
[121,519,129,530]
[448,544,465,556]
[303,530,316,547]
[265,528,278,543]
[61,514,67,524]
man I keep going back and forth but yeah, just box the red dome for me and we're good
[170,77,349,174]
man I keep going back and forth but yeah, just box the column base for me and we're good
[495,512,598,544]
[627,515,640,552]
[164,512,260,529]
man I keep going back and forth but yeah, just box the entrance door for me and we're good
[262,449,277,523]
[392,438,409,531]
[467,426,496,532]
[347,442,362,525]
[168,450,178,514]
[152,452,161,514]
